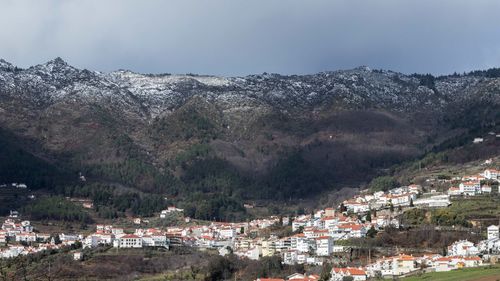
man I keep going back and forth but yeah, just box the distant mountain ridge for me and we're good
[0,58,498,205]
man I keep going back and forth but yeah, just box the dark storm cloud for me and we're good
[1,0,499,76]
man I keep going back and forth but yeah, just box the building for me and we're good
[408,184,422,194]
[117,234,143,248]
[330,267,367,281]
[448,187,461,196]
[484,169,499,180]
[343,201,370,213]
[447,240,479,256]
[473,138,483,144]
[73,252,83,261]
[315,236,333,256]
[482,185,492,193]
[365,254,417,277]
[434,256,482,272]
[459,181,481,196]
[324,208,336,217]
[15,233,36,242]
[487,225,499,240]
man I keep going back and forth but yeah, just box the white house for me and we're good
[117,234,143,248]
[478,238,500,254]
[365,254,417,277]
[487,225,499,240]
[459,181,481,196]
[160,206,184,218]
[292,219,307,232]
[473,138,483,144]
[83,235,100,249]
[282,250,299,265]
[482,185,492,193]
[447,240,479,256]
[73,252,83,261]
[484,169,499,180]
[448,187,461,196]
[330,267,367,281]
[236,246,260,260]
[315,236,333,256]
[218,227,237,239]
[15,233,36,242]
[0,231,6,244]
[408,184,422,194]
[347,202,370,213]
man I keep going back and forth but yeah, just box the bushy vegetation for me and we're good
[23,196,92,223]
[174,143,213,166]
[150,105,220,142]
[369,176,399,192]
[412,73,437,91]
[259,151,333,199]
[182,193,246,222]
[402,197,500,228]
[57,183,167,217]
[404,264,500,281]
[84,159,178,194]
[0,129,70,190]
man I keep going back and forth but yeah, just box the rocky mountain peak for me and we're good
[28,57,77,75]
[0,59,15,70]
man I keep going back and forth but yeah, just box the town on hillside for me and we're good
[1,161,499,280]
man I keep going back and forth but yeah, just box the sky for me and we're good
[1,0,500,76]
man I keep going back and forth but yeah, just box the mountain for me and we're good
[0,58,499,217]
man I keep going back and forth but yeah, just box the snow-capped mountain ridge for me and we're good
[0,58,498,196]
[0,57,498,122]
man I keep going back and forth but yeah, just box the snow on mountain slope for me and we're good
[0,57,498,122]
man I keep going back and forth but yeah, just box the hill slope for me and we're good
[0,58,499,217]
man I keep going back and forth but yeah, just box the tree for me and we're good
[339,203,347,213]
[0,260,9,281]
[319,263,332,281]
[369,176,398,192]
[389,203,394,213]
[365,211,372,222]
[190,265,200,280]
[367,226,378,238]
[205,256,235,281]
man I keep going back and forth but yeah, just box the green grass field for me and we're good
[404,265,500,281]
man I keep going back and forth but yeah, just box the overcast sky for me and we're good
[1,0,500,76]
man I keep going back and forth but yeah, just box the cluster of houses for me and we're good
[342,184,421,214]
[477,224,500,255]
[448,168,499,196]
[262,251,486,281]
[0,183,28,189]
[343,183,458,215]
[0,218,67,258]
[83,225,169,249]
[255,273,320,281]
[226,208,393,265]
[159,206,184,218]
[1,163,498,281]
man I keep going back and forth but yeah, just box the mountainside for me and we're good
[0,58,499,217]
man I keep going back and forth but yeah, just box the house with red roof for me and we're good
[315,236,333,256]
[483,169,499,180]
[330,267,367,281]
[117,234,143,248]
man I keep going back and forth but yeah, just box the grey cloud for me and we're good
[1,0,499,76]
